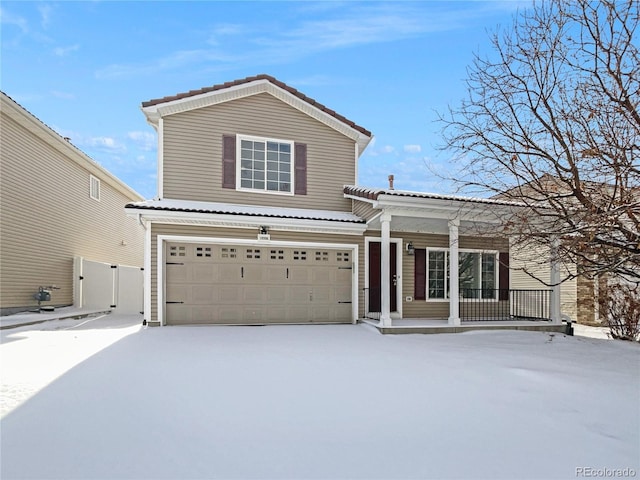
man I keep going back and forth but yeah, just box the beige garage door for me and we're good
[164,243,353,325]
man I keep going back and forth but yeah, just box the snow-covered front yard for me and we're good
[1,315,638,479]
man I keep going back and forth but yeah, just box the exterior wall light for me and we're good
[406,241,415,255]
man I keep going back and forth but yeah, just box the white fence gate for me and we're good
[74,257,143,314]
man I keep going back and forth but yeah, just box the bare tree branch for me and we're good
[439,0,640,283]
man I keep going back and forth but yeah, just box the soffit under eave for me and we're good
[141,80,372,155]
[126,210,368,235]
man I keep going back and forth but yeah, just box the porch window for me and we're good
[237,135,293,194]
[426,249,497,300]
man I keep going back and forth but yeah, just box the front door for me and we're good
[368,241,397,313]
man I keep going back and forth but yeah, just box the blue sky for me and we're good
[1,1,526,199]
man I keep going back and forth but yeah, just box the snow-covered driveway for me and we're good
[1,318,638,479]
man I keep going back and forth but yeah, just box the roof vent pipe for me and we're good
[388,174,394,190]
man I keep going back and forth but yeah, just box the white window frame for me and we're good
[236,134,295,196]
[89,175,101,201]
[425,248,499,302]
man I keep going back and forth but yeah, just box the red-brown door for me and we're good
[368,242,397,313]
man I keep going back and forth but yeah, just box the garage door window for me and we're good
[221,247,237,259]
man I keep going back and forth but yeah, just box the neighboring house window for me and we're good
[89,175,100,201]
[424,249,498,300]
[222,134,307,195]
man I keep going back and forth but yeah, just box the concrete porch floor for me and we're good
[361,318,573,335]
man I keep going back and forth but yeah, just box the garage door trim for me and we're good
[157,235,359,326]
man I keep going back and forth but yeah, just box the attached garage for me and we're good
[163,241,355,325]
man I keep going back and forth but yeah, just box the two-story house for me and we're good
[127,75,566,332]
[1,92,145,316]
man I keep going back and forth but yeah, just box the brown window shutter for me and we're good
[414,248,426,300]
[294,143,307,195]
[222,134,236,189]
[499,252,510,301]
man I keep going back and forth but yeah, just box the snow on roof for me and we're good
[125,198,365,223]
[343,185,526,207]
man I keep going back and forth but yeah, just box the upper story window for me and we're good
[237,135,293,194]
[223,134,306,195]
[89,175,101,201]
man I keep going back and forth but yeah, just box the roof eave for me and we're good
[1,92,144,202]
[141,78,372,155]
[125,207,368,235]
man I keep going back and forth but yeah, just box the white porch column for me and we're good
[448,219,461,326]
[379,212,392,327]
[550,237,562,324]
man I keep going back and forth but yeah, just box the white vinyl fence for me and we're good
[73,257,143,314]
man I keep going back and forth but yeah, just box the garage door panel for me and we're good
[311,267,331,283]
[165,243,353,325]
[191,306,216,323]
[289,266,310,283]
[218,307,243,323]
[167,285,188,303]
[243,265,265,283]
[243,286,266,303]
[312,286,331,303]
[166,304,191,323]
[336,285,352,301]
[289,286,312,304]
[288,305,310,321]
[218,285,241,303]
[166,264,187,284]
[336,268,352,283]
[219,264,241,281]
[266,306,287,322]
[242,306,264,323]
[267,286,287,303]
[267,266,285,282]
[192,264,217,282]
[192,285,216,304]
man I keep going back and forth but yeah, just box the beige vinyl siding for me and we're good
[162,93,355,211]
[149,223,363,323]
[351,200,378,222]
[509,240,578,321]
[0,106,144,310]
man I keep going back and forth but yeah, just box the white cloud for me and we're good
[86,136,127,153]
[0,7,28,33]
[127,131,156,151]
[53,44,79,57]
[38,4,53,29]
[95,3,499,80]
[381,145,395,154]
[51,91,75,100]
[404,144,421,154]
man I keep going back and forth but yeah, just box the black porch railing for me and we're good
[362,288,552,322]
[460,289,552,322]
[362,287,381,320]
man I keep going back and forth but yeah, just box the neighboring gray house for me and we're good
[127,75,566,332]
[0,92,145,315]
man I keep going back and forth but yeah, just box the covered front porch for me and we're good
[344,186,564,332]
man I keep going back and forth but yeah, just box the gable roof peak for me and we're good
[141,74,372,141]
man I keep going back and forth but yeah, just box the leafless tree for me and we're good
[439,0,639,283]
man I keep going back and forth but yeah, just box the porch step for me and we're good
[369,322,572,335]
